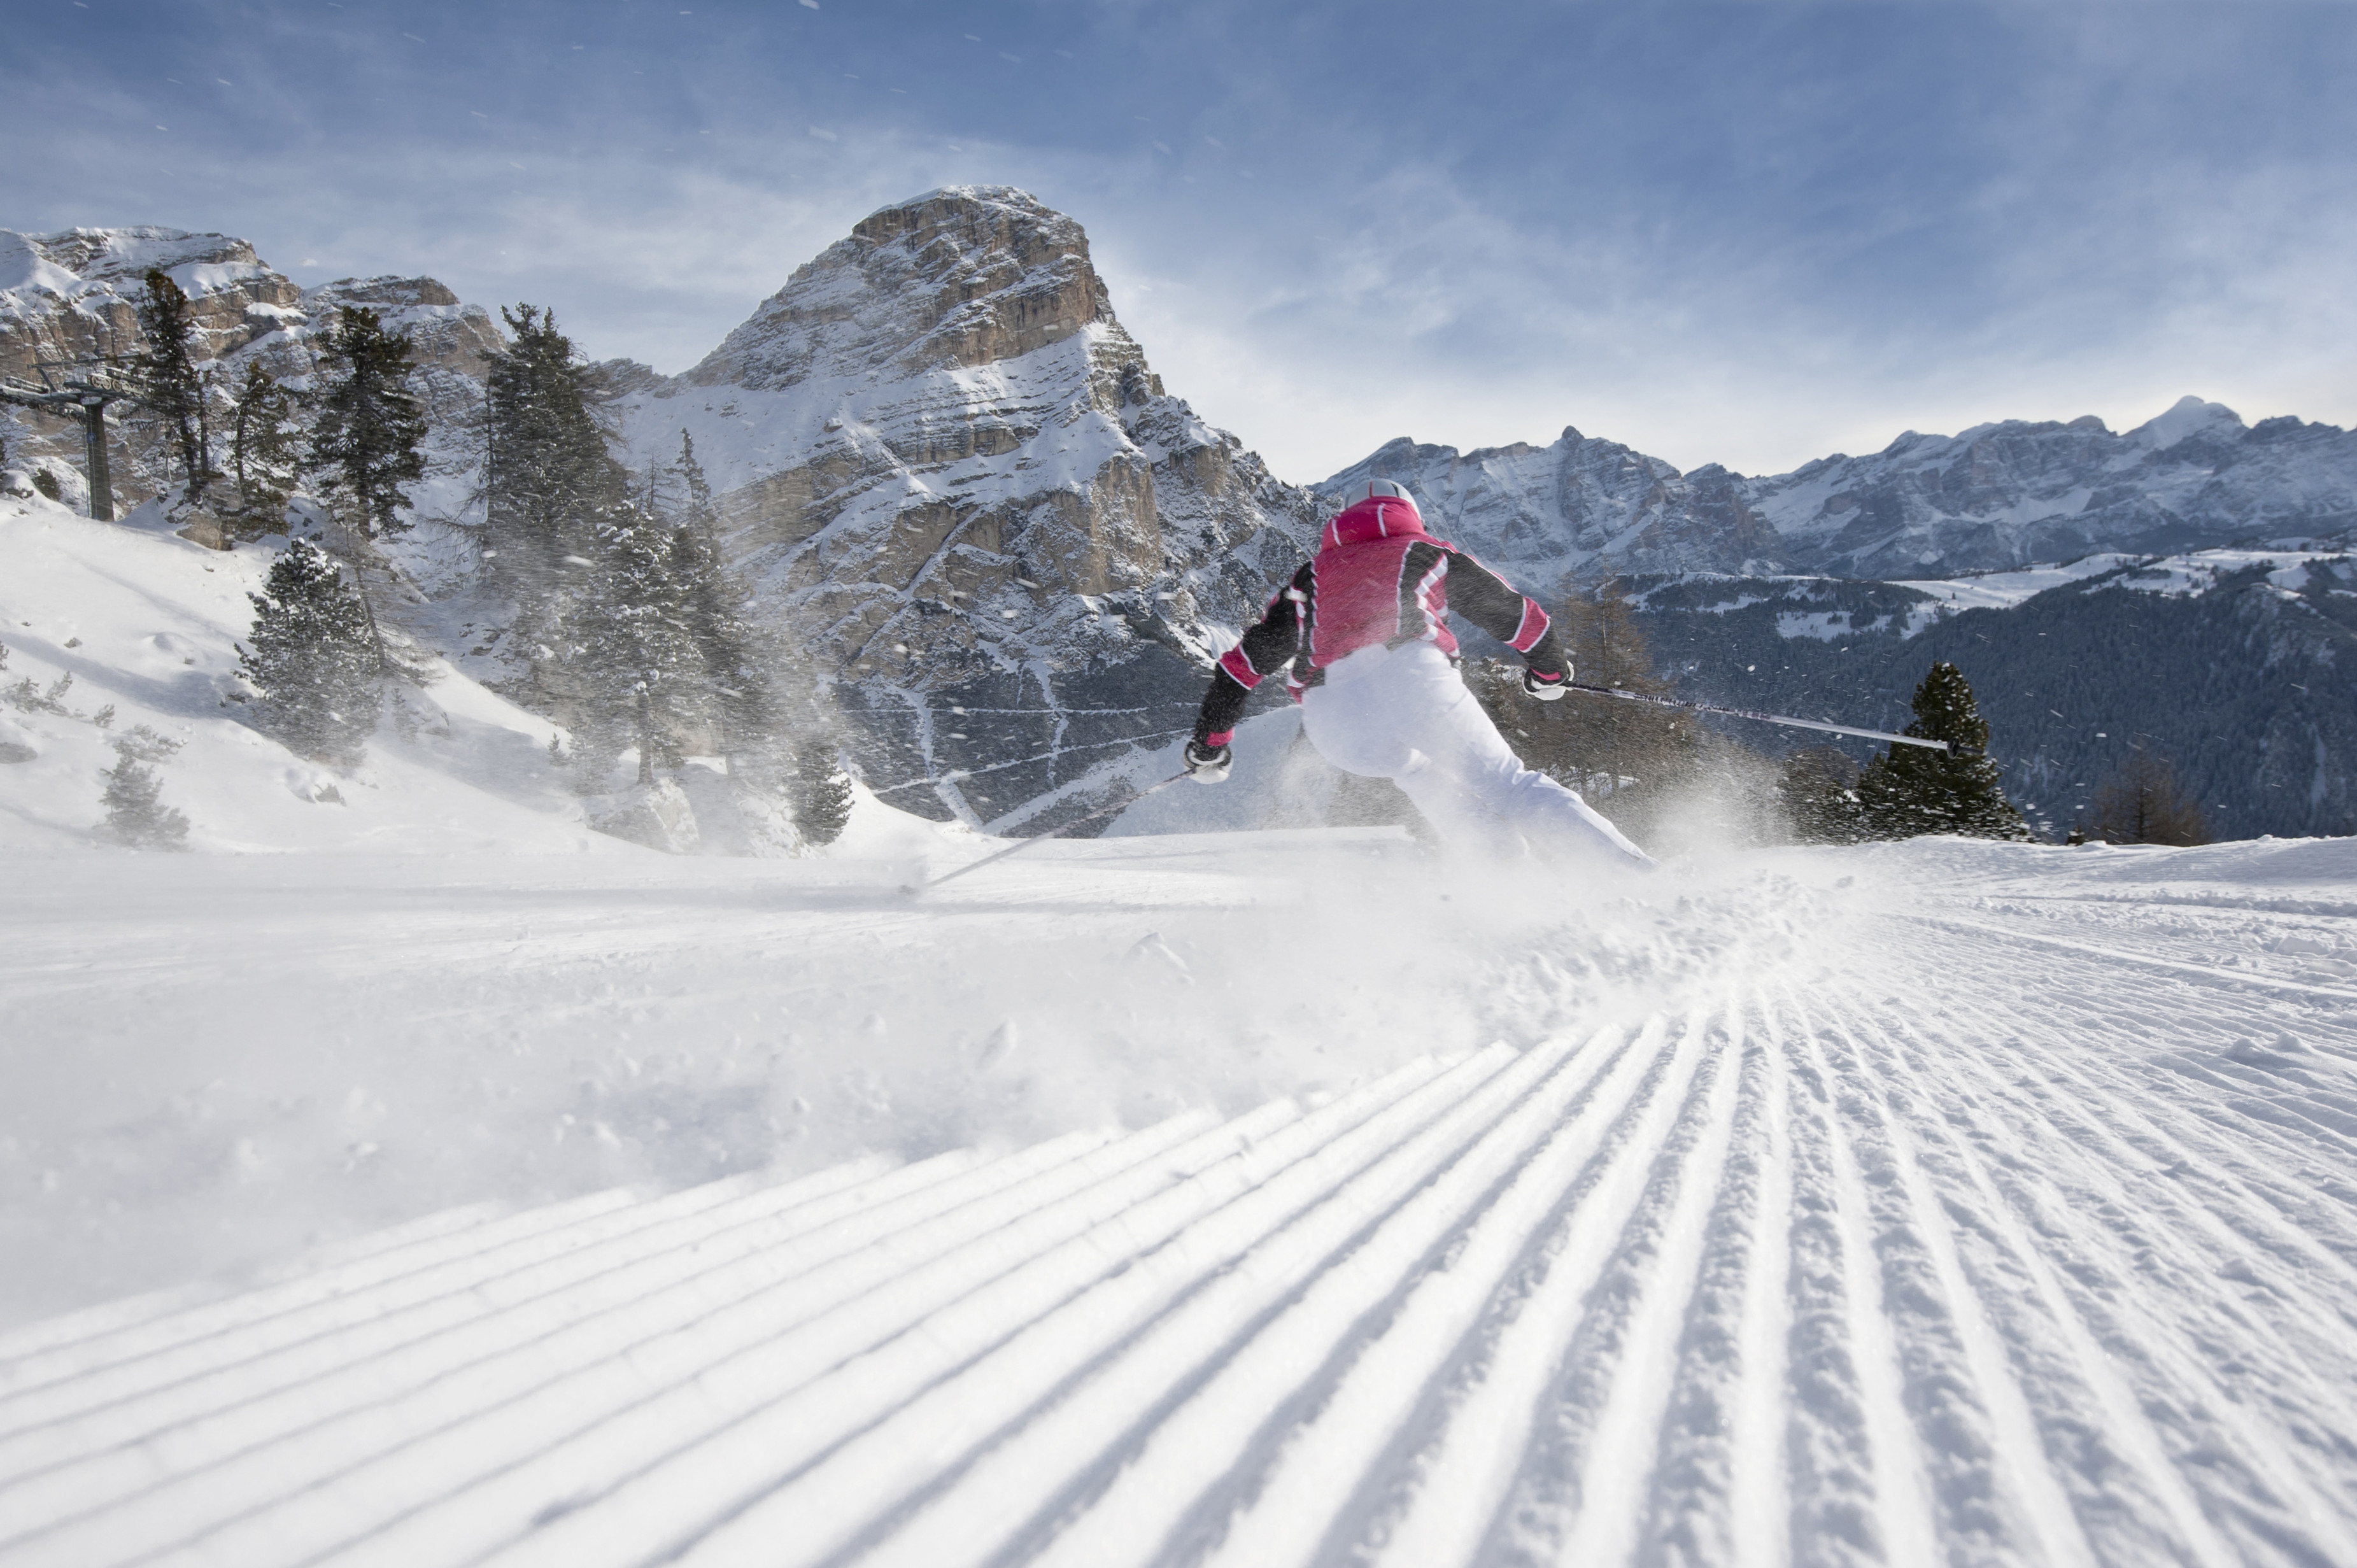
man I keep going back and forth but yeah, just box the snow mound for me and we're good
[0,493,628,853]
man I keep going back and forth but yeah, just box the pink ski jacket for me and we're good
[1191,495,1566,747]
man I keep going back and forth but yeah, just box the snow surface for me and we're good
[1888,554,2143,613]
[4,824,2356,1564]
[1892,547,2354,614]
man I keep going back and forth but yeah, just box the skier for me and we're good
[1182,479,1652,867]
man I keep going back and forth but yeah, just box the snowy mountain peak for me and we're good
[0,226,279,307]
[608,188,1320,828]
[2128,394,2245,451]
[681,185,1112,392]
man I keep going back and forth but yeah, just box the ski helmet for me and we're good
[1336,477,1426,518]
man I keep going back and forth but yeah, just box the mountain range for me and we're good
[1326,399,2356,586]
[4,192,2352,840]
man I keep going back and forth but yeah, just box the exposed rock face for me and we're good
[0,227,500,521]
[1327,398,2357,583]
[0,229,299,383]
[611,187,1322,828]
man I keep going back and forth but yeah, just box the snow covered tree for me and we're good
[789,738,853,845]
[132,268,213,500]
[568,507,702,786]
[2087,748,2209,845]
[662,432,777,765]
[226,361,306,525]
[483,305,627,598]
[309,307,428,537]
[675,430,715,533]
[98,740,189,849]
[1854,661,2031,840]
[238,537,382,763]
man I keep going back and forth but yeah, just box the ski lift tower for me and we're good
[0,362,134,522]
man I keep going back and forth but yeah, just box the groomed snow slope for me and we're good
[3,831,2354,1566]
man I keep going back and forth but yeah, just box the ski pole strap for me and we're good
[913,772,1193,892]
[1561,682,1953,754]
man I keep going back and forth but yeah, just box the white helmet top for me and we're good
[1339,477,1424,514]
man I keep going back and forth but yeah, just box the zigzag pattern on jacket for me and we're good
[1194,495,1569,747]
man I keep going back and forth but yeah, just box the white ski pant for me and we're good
[1299,641,1652,866]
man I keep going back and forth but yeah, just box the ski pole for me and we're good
[903,772,1193,894]
[1561,681,1953,754]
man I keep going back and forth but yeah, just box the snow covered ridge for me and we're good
[3,833,2355,1564]
[1326,394,2357,581]
[1632,544,2357,626]
[0,483,970,855]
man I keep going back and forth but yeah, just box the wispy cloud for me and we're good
[8,0,2353,481]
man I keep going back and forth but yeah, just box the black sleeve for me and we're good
[1194,562,1311,744]
[1443,548,1566,678]
[1520,624,1569,681]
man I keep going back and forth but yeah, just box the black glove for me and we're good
[1184,738,1233,784]
[1522,664,1569,701]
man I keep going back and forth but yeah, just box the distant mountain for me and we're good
[1324,400,2357,583]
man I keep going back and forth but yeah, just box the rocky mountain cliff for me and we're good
[0,225,499,559]
[604,187,1322,827]
[1327,399,2357,584]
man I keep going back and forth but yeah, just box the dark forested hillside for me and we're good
[1629,559,2357,838]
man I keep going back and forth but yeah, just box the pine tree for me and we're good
[238,537,383,762]
[664,432,774,763]
[483,305,626,597]
[1854,661,2031,840]
[569,507,702,786]
[227,361,306,525]
[309,307,428,537]
[99,744,189,849]
[1557,577,1662,691]
[132,268,213,500]
[789,737,853,846]
[1779,745,1867,844]
[2087,748,2209,845]
[676,430,714,532]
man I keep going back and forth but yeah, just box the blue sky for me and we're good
[12,1,2356,483]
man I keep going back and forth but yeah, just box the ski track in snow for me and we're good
[2,837,2355,1565]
